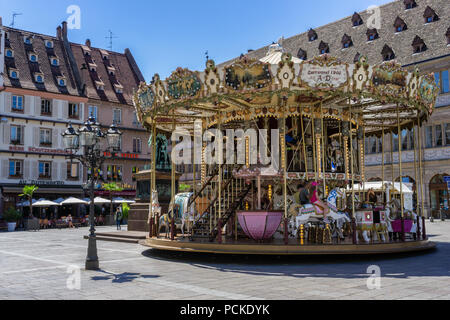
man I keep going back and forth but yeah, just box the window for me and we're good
[88,105,98,121]
[367,29,379,41]
[318,41,329,55]
[68,103,79,119]
[435,125,443,147]
[9,160,23,177]
[5,49,13,57]
[10,126,23,145]
[41,99,52,115]
[113,109,122,124]
[394,17,407,32]
[58,78,66,87]
[132,167,138,182]
[401,130,409,150]
[435,70,450,94]
[39,161,51,178]
[445,124,450,146]
[29,54,38,62]
[67,162,79,179]
[45,40,53,48]
[382,44,395,61]
[106,165,123,182]
[40,129,52,146]
[133,138,142,154]
[308,29,317,42]
[341,34,353,49]
[12,95,24,112]
[24,37,32,45]
[412,36,427,53]
[425,126,433,148]
[365,137,378,154]
[423,6,439,23]
[35,74,44,83]
[352,12,363,27]
[10,70,19,79]
[404,0,417,10]
[297,48,307,60]
[51,58,59,66]
[393,134,399,152]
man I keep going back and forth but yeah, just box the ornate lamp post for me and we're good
[62,117,122,270]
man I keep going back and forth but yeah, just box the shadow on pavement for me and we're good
[91,270,160,283]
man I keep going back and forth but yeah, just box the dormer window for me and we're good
[319,41,329,55]
[96,80,105,91]
[382,44,395,61]
[423,6,439,24]
[10,70,19,79]
[394,17,407,33]
[366,28,379,41]
[100,49,109,60]
[297,48,307,60]
[341,34,353,49]
[404,0,417,10]
[24,36,32,45]
[446,27,450,45]
[29,53,38,62]
[51,57,59,66]
[5,49,14,58]
[35,74,44,83]
[114,83,124,94]
[352,12,363,27]
[412,36,427,53]
[308,29,318,42]
[45,40,54,48]
[353,53,361,63]
[57,77,67,87]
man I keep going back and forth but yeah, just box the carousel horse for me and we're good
[158,203,178,239]
[148,190,161,224]
[386,198,418,240]
[325,189,351,240]
[174,192,196,238]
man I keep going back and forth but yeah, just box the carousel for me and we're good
[133,43,439,255]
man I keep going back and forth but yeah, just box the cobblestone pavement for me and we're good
[0,222,449,300]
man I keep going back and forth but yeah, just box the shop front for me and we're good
[429,174,450,218]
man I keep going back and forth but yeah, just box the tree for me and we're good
[103,183,124,216]
[19,185,38,218]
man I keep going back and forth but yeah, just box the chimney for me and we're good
[0,17,3,27]
[61,21,68,40]
[85,39,91,48]
[56,26,62,39]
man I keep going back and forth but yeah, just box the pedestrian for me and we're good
[115,207,123,231]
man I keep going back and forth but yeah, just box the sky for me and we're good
[0,0,392,81]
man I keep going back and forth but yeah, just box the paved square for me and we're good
[0,222,449,300]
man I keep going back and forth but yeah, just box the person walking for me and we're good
[114,207,123,231]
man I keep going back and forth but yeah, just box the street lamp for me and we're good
[62,117,122,270]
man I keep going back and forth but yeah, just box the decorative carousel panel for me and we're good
[276,53,296,89]
[408,68,420,100]
[224,58,272,91]
[351,55,370,92]
[204,60,221,95]
[299,55,349,91]
[167,68,203,100]
[371,61,408,99]
[152,74,167,105]
[419,74,439,115]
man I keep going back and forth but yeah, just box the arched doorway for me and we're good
[429,174,450,218]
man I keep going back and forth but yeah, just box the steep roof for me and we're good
[3,26,80,96]
[223,0,450,67]
[70,42,144,105]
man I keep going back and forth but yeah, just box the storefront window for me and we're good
[425,126,433,148]
[429,174,450,216]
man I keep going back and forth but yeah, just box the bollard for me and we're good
[422,216,427,240]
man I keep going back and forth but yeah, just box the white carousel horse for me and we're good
[159,202,176,239]
[174,193,196,238]
[325,189,351,240]
[148,190,161,222]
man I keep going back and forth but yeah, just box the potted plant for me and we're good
[19,185,38,218]
[4,208,22,232]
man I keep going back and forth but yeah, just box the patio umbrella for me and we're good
[60,197,89,205]
[33,199,60,207]
[17,199,37,207]
[92,197,111,205]
[53,198,65,204]
[113,197,136,204]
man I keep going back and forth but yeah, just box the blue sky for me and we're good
[1,0,391,80]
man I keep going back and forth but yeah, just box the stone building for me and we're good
[226,0,449,217]
[0,20,146,215]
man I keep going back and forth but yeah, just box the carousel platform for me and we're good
[141,235,436,256]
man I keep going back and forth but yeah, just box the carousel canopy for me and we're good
[134,44,439,136]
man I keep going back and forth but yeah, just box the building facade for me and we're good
[0,20,146,216]
[230,0,449,217]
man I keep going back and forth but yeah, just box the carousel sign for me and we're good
[300,56,348,90]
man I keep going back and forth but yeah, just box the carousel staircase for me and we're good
[190,164,250,241]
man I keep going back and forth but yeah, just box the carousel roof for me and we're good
[134,44,439,136]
